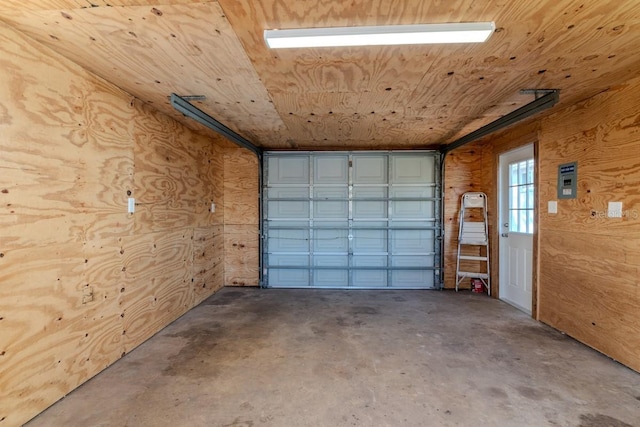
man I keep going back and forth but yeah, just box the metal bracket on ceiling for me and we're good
[169,93,262,157]
[520,88,558,100]
[169,93,265,289]
[166,94,207,102]
[440,89,560,155]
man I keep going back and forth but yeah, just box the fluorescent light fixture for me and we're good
[264,22,495,49]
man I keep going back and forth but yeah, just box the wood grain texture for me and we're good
[0,2,283,145]
[0,242,125,427]
[223,146,259,225]
[442,142,485,290]
[2,1,640,148]
[224,224,260,286]
[539,232,639,370]
[120,229,194,351]
[223,145,260,286]
[217,0,640,148]
[0,23,135,249]
[444,74,640,372]
[0,0,200,11]
[192,226,225,305]
[443,118,539,296]
[0,23,226,426]
[536,76,640,372]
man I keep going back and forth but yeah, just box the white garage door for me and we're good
[263,151,441,289]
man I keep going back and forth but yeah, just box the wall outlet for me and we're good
[127,197,135,214]
[548,200,558,214]
[608,201,622,218]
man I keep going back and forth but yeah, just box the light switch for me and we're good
[127,197,135,214]
[210,202,216,213]
[548,200,557,214]
[608,201,622,218]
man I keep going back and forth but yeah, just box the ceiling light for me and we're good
[264,22,495,49]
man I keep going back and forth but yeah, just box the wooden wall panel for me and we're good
[192,226,225,305]
[224,145,260,286]
[0,0,199,11]
[442,142,486,289]
[0,23,226,426]
[223,146,259,225]
[536,77,640,372]
[224,225,260,286]
[443,119,539,295]
[443,76,640,372]
[0,243,124,426]
[133,101,204,234]
[120,230,194,351]
[0,2,284,145]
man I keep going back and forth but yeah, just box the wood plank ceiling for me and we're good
[1,0,639,149]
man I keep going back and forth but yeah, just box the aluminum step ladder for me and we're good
[455,192,490,295]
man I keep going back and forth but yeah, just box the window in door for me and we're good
[509,159,534,234]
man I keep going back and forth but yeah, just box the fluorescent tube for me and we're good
[264,22,495,49]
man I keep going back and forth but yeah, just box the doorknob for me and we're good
[503,223,509,227]
[501,233,509,237]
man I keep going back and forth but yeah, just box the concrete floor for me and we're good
[27,288,640,427]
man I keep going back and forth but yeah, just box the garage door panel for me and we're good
[268,254,310,287]
[269,269,309,287]
[314,228,348,252]
[353,270,387,287]
[353,255,387,288]
[269,229,309,252]
[353,187,387,219]
[390,187,435,219]
[267,187,310,219]
[391,155,435,184]
[264,151,440,289]
[313,187,348,218]
[314,155,349,184]
[314,269,349,287]
[352,155,387,184]
[391,201,432,218]
[391,256,435,288]
[353,229,386,253]
[268,156,309,185]
[391,270,433,288]
[391,230,435,253]
[313,256,349,287]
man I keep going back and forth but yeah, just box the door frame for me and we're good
[495,142,539,319]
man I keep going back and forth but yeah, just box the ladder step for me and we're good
[459,240,488,245]
[458,255,488,261]
[457,271,489,279]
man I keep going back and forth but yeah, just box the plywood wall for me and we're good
[223,145,260,286]
[442,141,487,290]
[0,23,227,426]
[444,78,640,372]
[443,121,540,295]
[536,77,640,372]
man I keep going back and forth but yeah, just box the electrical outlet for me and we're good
[608,201,622,218]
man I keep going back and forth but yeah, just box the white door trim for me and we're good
[498,144,534,314]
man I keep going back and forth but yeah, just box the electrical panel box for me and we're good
[557,162,577,199]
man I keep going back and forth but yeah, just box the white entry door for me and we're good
[499,145,534,313]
